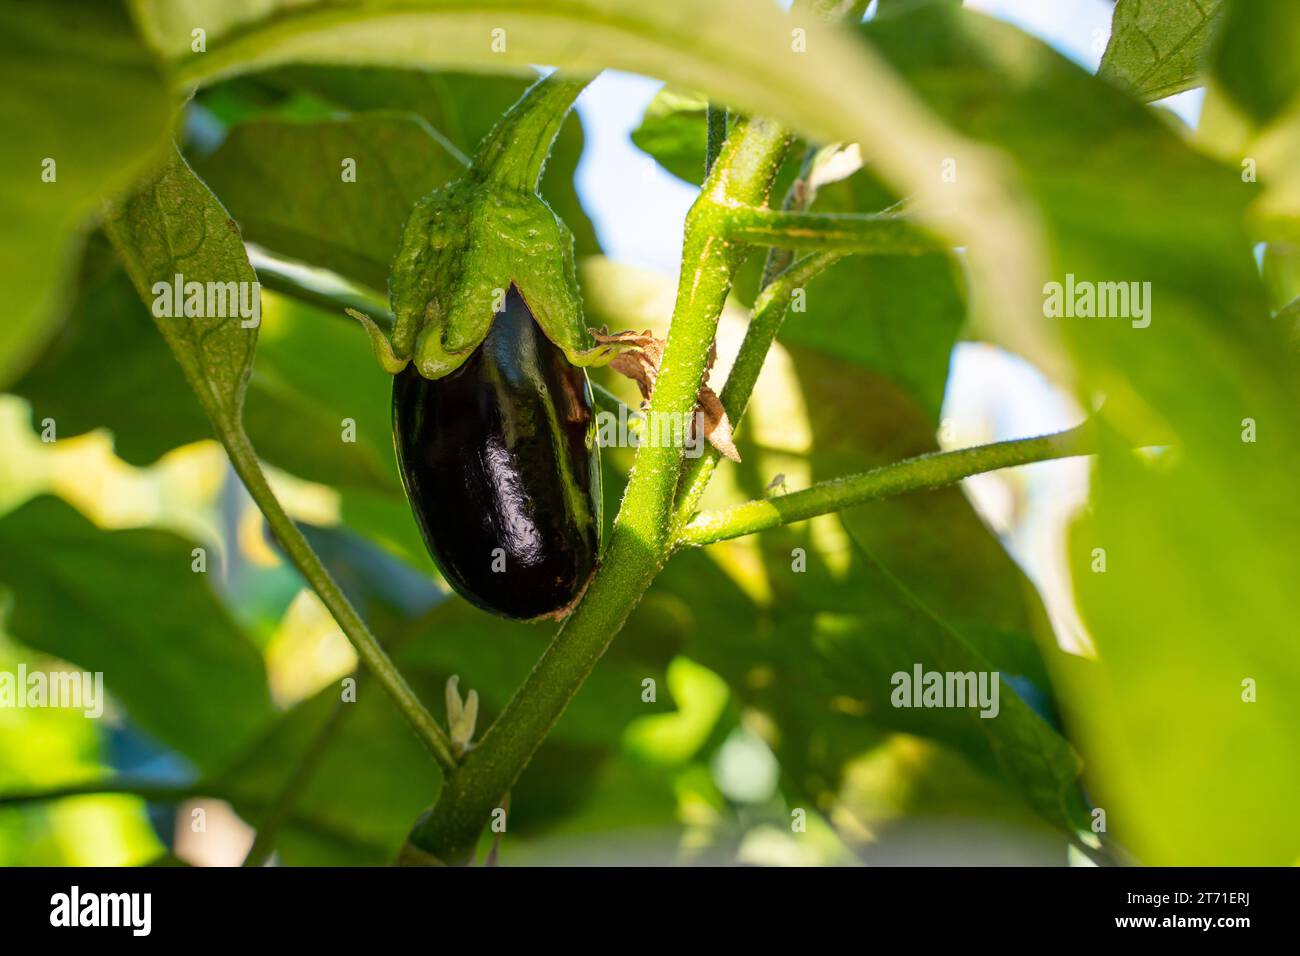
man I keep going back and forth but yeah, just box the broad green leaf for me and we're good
[128,0,1054,375]
[0,0,171,388]
[865,3,1300,863]
[245,293,402,493]
[104,145,259,435]
[97,146,405,495]
[195,113,466,293]
[0,497,274,770]
[238,66,600,254]
[1100,0,1224,102]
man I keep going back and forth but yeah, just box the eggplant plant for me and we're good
[1,0,1298,870]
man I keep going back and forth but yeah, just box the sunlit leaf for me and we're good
[0,0,170,387]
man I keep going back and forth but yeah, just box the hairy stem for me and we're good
[406,116,793,864]
[673,251,841,532]
[678,426,1095,547]
[727,207,941,254]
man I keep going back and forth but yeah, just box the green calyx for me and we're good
[360,71,620,380]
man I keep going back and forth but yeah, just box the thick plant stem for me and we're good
[673,251,841,532]
[678,426,1095,547]
[222,427,457,771]
[727,207,941,254]
[407,116,793,864]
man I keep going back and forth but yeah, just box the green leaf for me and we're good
[630,87,711,185]
[195,113,467,293]
[1204,1,1300,241]
[0,497,274,770]
[0,0,170,387]
[866,3,1300,864]
[104,145,259,435]
[239,66,600,254]
[1099,0,1224,102]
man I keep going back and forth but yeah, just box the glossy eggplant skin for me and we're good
[392,287,601,620]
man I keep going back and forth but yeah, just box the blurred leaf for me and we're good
[248,293,402,493]
[865,3,1300,863]
[195,113,466,292]
[214,591,675,863]
[13,266,403,495]
[1100,0,1224,101]
[0,0,170,387]
[1205,1,1300,241]
[104,145,258,436]
[12,266,213,465]
[219,689,440,865]
[0,497,273,769]
[1212,0,1300,125]
[630,87,710,185]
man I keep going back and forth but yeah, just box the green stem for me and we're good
[222,427,457,771]
[677,426,1095,548]
[474,73,593,192]
[727,207,941,254]
[672,251,841,533]
[406,115,793,865]
[248,246,392,327]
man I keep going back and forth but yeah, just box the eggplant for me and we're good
[392,286,601,620]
